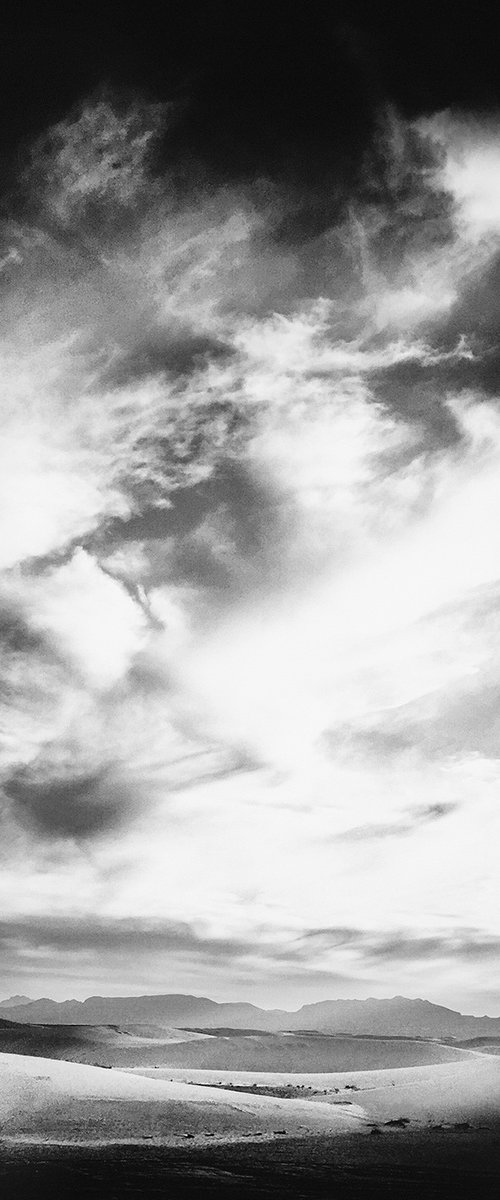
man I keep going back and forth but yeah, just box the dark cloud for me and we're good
[295,925,500,966]
[369,342,500,448]
[365,931,500,965]
[123,408,252,520]
[3,734,263,844]
[0,913,327,968]
[0,608,48,658]
[0,915,251,960]
[101,458,259,546]
[4,767,128,840]
[166,467,294,602]
[294,927,362,950]
[99,459,297,606]
[368,359,463,451]
[0,604,69,684]
[422,803,455,822]
[361,119,454,268]
[100,328,235,389]
[0,603,78,743]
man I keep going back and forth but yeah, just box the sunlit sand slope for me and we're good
[136,1055,500,1126]
[0,1053,364,1143]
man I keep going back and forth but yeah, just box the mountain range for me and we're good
[1,993,500,1039]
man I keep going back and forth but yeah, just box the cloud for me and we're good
[364,930,500,966]
[6,911,499,980]
[3,914,497,995]
[4,767,127,840]
[25,93,167,225]
[20,550,147,690]
[0,913,359,976]
[333,803,458,843]
[0,914,256,959]
[2,94,500,1008]
[101,329,235,390]
[367,357,465,450]
[422,112,500,242]
[322,665,500,768]
[294,925,500,969]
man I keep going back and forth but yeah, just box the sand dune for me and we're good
[131,1054,500,1127]
[0,1053,364,1144]
[0,1020,213,1067]
[121,1032,469,1072]
[3,1039,499,1152]
[0,1022,470,1071]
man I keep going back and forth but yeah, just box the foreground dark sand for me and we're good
[2,1129,500,1198]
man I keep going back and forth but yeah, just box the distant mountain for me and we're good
[282,996,500,1039]
[0,994,285,1030]
[0,995,32,1008]
[2,992,500,1039]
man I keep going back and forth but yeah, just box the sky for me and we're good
[1,3,500,1014]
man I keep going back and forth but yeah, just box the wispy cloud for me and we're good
[333,803,458,843]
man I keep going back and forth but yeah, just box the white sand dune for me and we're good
[0,1052,364,1144]
[3,1048,499,1147]
[0,1020,213,1062]
[127,1053,500,1126]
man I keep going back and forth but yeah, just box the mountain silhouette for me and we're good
[2,993,500,1038]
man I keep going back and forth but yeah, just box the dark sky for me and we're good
[1,2,499,180]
